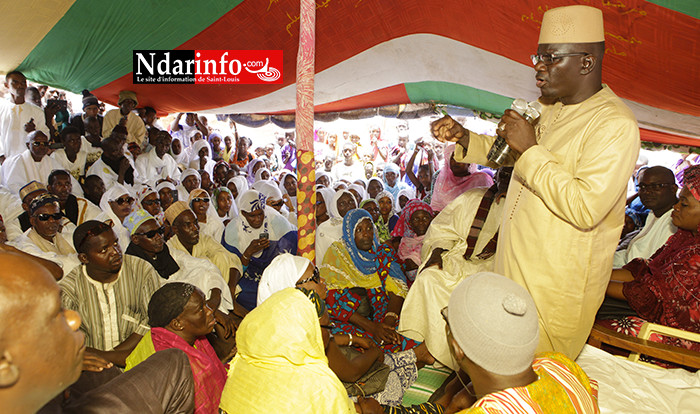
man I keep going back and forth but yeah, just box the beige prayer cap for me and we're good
[118,90,138,106]
[164,201,191,225]
[19,180,47,201]
[538,5,604,44]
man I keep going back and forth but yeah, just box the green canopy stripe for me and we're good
[646,0,699,19]
[405,81,515,115]
[17,0,242,92]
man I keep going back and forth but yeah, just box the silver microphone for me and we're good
[486,99,543,165]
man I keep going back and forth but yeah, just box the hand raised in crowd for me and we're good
[82,350,114,372]
[430,115,466,143]
[24,118,36,133]
[44,101,60,119]
[497,109,537,155]
[282,193,294,212]
[425,248,446,269]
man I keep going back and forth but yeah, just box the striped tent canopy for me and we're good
[2,0,698,145]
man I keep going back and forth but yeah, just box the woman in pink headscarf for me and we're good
[390,200,434,285]
[430,143,492,212]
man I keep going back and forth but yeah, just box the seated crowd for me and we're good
[0,68,698,414]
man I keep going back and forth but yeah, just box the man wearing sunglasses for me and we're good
[430,5,639,360]
[9,193,81,278]
[1,130,80,196]
[124,209,237,350]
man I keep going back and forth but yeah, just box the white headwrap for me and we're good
[155,180,176,193]
[278,171,297,195]
[189,139,210,163]
[99,183,132,212]
[254,181,283,202]
[329,189,355,219]
[348,184,366,202]
[227,176,249,203]
[180,168,200,184]
[315,170,332,187]
[254,167,271,182]
[257,253,312,306]
[317,188,336,212]
[395,188,416,212]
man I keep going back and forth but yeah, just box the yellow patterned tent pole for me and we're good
[295,0,316,263]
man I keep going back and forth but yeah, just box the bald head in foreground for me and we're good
[0,252,84,413]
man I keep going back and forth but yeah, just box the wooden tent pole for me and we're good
[295,0,316,262]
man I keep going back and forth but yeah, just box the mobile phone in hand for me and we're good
[259,232,269,240]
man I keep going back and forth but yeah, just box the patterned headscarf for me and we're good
[391,199,434,238]
[341,209,405,284]
[238,190,266,213]
[374,190,395,242]
[684,164,700,201]
[213,160,230,186]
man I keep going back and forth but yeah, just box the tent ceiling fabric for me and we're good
[1,0,698,142]
[0,0,75,75]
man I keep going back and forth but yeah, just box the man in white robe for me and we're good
[613,166,677,268]
[0,184,25,242]
[9,193,80,276]
[399,168,511,368]
[135,130,181,184]
[101,91,146,149]
[0,71,49,160]
[86,136,141,189]
[430,6,639,358]
[0,130,82,197]
[123,209,234,314]
[47,170,101,228]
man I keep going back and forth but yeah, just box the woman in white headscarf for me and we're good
[278,171,298,217]
[177,168,201,202]
[253,167,271,182]
[95,183,134,251]
[315,170,332,188]
[169,136,188,167]
[222,190,297,310]
[245,158,266,186]
[254,180,297,227]
[347,183,366,207]
[316,189,357,265]
[187,139,215,178]
[394,188,415,213]
[315,187,336,226]
[188,188,225,243]
[226,176,249,205]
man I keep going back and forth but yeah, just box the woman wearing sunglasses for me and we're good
[188,188,224,243]
[95,183,135,252]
